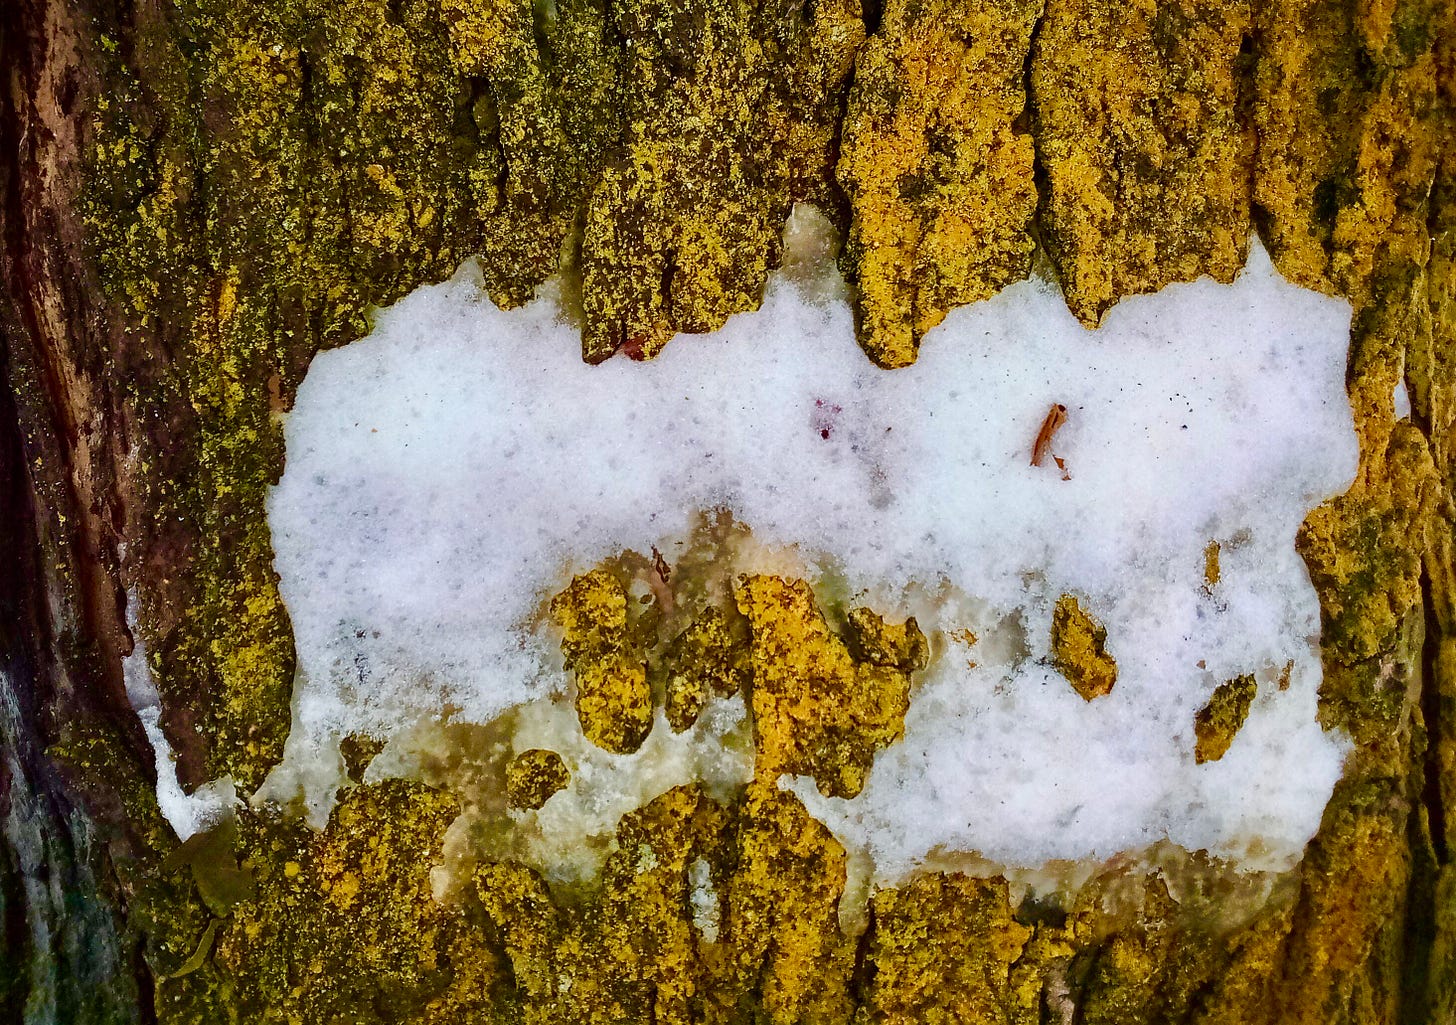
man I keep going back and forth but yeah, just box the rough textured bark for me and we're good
[0,0,1453,1022]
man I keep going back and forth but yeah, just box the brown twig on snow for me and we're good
[1031,403,1069,479]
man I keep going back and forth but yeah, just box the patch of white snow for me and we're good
[264,208,1358,880]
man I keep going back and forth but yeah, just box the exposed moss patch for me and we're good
[1298,425,1435,736]
[505,748,571,810]
[146,780,511,1024]
[1195,674,1259,764]
[1051,594,1118,701]
[473,778,857,1025]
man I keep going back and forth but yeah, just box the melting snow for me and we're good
[262,208,1358,879]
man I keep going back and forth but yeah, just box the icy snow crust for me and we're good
[123,600,237,841]
[267,217,1358,879]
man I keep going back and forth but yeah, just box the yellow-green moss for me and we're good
[1050,594,1118,701]
[340,732,387,782]
[1204,540,1222,589]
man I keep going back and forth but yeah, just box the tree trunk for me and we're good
[0,0,1453,1021]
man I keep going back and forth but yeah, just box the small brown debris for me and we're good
[506,749,571,810]
[1031,403,1068,472]
[950,628,980,669]
[1194,675,1258,764]
[1203,540,1221,590]
[1277,660,1294,691]
[651,546,672,585]
[646,545,675,614]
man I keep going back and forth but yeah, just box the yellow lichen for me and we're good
[837,0,1040,366]
[860,873,1030,1024]
[1032,0,1253,326]
[550,569,654,754]
[1194,674,1258,764]
[505,748,571,810]
[735,575,923,798]
[1051,594,1119,701]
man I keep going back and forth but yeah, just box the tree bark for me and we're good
[0,0,1453,1021]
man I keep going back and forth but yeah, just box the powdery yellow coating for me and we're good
[550,569,654,754]
[1195,674,1259,764]
[837,0,1040,367]
[505,749,571,810]
[735,575,922,798]
[1031,0,1254,326]
[1050,594,1119,701]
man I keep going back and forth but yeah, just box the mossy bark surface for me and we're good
[0,0,1453,1021]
